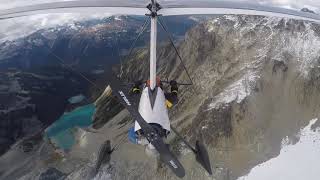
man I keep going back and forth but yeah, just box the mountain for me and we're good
[92,15,320,179]
[0,15,197,156]
[0,16,197,71]
[0,16,144,71]
[2,15,320,180]
[238,118,320,180]
[0,67,89,155]
[301,8,316,14]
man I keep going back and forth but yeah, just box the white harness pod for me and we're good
[134,87,171,132]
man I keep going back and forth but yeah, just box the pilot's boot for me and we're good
[165,80,179,108]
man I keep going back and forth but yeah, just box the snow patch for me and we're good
[91,69,105,75]
[114,16,122,21]
[179,142,193,156]
[238,118,320,180]
[78,130,89,148]
[271,22,320,78]
[207,71,259,110]
[68,94,86,104]
[93,167,112,180]
[259,18,320,77]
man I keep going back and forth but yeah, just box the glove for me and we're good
[170,80,178,95]
[132,80,143,94]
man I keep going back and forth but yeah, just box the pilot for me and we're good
[131,78,178,109]
[128,78,178,148]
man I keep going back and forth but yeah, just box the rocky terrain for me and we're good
[0,16,196,71]
[0,16,145,71]
[0,16,197,156]
[2,14,320,180]
[91,15,320,179]
[0,67,88,155]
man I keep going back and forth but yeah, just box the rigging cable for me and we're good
[119,17,151,80]
[44,16,191,154]
[158,16,194,86]
[9,17,150,154]
[114,35,123,78]
[111,133,129,152]
[10,18,101,90]
[46,46,131,153]
[108,17,152,151]
[45,47,102,90]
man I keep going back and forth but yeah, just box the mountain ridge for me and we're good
[93,15,320,179]
[1,15,320,180]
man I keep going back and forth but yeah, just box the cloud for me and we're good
[0,13,113,42]
[0,0,71,10]
[258,0,320,11]
[0,1,114,42]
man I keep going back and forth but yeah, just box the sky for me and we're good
[0,0,319,42]
[258,0,320,11]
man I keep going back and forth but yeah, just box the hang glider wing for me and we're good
[1,0,320,24]
[159,0,320,23]
[0,0,149,19]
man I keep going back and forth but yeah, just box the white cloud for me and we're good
[0,0,114,42]
[0,0,64,10]
[161,0,320,11]
[258,0,320,11]
[0,13,112,42]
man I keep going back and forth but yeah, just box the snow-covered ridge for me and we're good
[205,15,320,109]
[208,15,320,77]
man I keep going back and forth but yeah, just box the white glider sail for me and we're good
[158,0,320,23]
[0,0,320,24]
[0,0,320,23]
[0,0,149,19]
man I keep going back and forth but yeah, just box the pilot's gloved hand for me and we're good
[132,80,143,94]
[169,80,178,95]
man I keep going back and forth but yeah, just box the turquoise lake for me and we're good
[45,104,95,150]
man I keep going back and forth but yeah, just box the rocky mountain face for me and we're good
[0,16,144,71]
[2,15,320,180]
[0,67,88,155]
[0,16,196,71]
[92,15,320,179]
